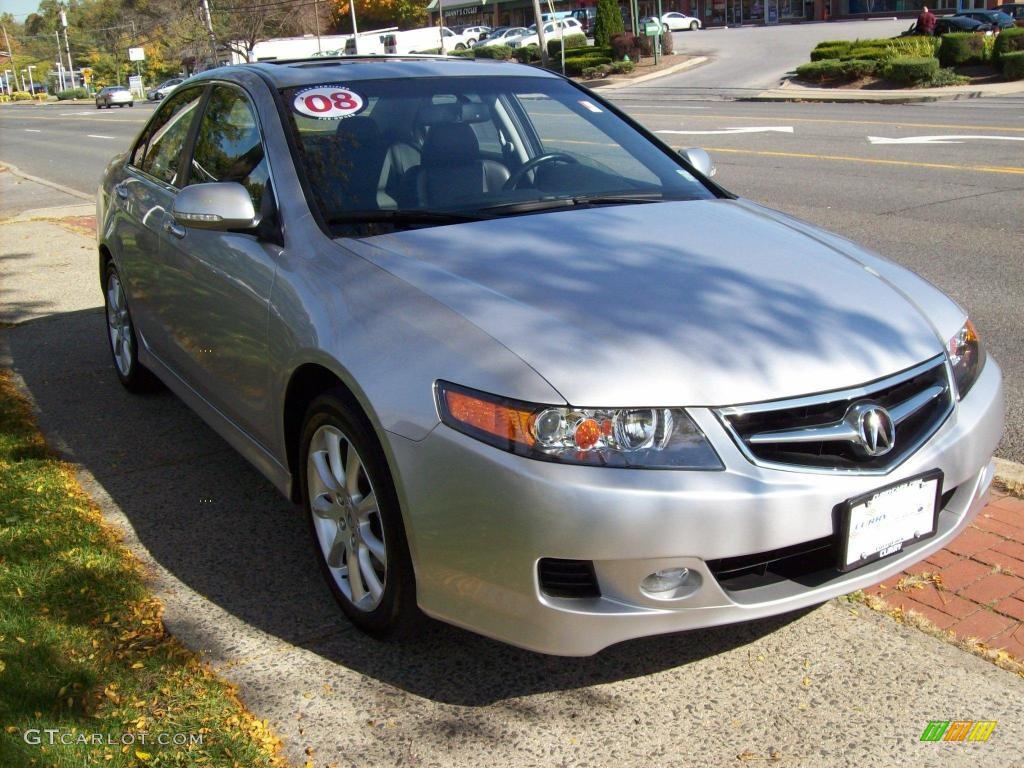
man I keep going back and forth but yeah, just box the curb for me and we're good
[995,457,1024,496]
[746,80,1024,104]
[588,56,708,90]
[0,162,94,203]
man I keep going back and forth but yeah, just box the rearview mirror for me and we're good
[172,182,257,231]
[678,147,716,178]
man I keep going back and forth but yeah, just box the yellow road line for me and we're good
[699,146,1024,176]
[628,113,1024,134]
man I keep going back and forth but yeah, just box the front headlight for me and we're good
[947,319,985,399]
[435,381,723,469]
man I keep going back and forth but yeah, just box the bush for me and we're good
[511,46,541,64]
[660,31,674,55]
[886,36,940,59]
[928,67,970,86]
[56,87,89,100]
[795,58,877,82]
[548,33,588,58]
[581,64,613,79]
[449,47,475,57]
[609,60,635,74]
[610,32,639,61]
[415,47,441,54]
[814,39,851,51]
[639,33,672,57]
[994,27,1024,63]
[883,56,939,85]
[11,91,32,101]
[473,44,512,60]
[811,45,850,61]
[1003,50,1024,80]
[843,47,889,62]
[594,0,624,48]
[565,55,613,76]
[33,93,47,101]
[938,33,985,67]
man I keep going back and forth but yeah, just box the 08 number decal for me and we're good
[293,86,365,120]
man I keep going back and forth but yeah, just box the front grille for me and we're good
[707,536,837,591]
[538,558,600,598]
[719,357,953,473]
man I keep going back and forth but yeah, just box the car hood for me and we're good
[347,199,954,407]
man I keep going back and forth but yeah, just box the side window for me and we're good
[186,85,269,211]
[136,87,205,186]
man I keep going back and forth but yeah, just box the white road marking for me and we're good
[868,134,1024,145]
[87,134,117,139]
[24,129,41,133]
[656,126,794,135]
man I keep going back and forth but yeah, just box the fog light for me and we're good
[641,568,690,594]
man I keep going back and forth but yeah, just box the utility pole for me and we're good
[59,6,74,87]
[1,24,18,90]
[55,32,65,90]
[349,1,359,54]
[530,0,548,68]
[200,0,218,68]
[314,0,322,53]
[438,0,445,52]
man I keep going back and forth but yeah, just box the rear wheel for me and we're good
[300,393,419,637]
[104,264,160,392]
[690,20,699,30]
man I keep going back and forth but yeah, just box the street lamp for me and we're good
[26,64,36,93]
[1,69,10,95]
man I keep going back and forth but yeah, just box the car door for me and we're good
[161,82,279,444]
[113,85,206,356]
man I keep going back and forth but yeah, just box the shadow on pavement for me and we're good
[2,307,812,706]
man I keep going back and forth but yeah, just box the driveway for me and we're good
[665,19,909,92]
[1,175,1023,766]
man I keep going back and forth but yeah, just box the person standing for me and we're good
[917,5,937,35]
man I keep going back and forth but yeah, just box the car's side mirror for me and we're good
[172,182,257,231]
[678,147,717,178]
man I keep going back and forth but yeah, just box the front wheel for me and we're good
[663,23,670,32]
[301,394,419,637]
[690,20,699,30]
[455,43,466,50]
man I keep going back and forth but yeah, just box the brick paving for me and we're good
[866,487,1024,661]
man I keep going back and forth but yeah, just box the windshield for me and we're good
[282,75,717,235]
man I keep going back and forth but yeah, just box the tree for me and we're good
[333,0,426,33]
[594,0,623,48]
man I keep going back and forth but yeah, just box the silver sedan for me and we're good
[97,58,1003,655]
[95,85,133,108]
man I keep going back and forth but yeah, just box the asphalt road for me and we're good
[2,95,1020,462]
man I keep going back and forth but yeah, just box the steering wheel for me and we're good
[504,153,579,190]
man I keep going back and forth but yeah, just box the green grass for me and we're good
[0,371,285,767]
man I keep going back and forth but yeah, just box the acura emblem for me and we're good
[846,402,896,458]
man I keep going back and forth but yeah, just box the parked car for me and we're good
[455,25,491,46]
[95,85,133,108]
[570,6,598,36]
[146,78,184,101]
[507,17,584,48]
[994,3,1024,26]
[98,57,1003,656]
[648,11,702,31]
[954,9,1016,29]
[476,26,529,47]
[928,15,994,35]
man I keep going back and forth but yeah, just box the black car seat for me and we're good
[405,122,510,208]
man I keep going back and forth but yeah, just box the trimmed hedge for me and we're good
[795,58,878,82]
[511,46,541,63]
[883,56,939,85]
[11,91,32,101]
[938,33,985,67]
[843,47,889,62]
[565,54,613,76]
[56,87,89,100]
[1003,50,1024,80]
[994,27,1024,62]
[928,67,970,86]
[449,48,475,58]
[811,45,849,61]
[548,33,588,57]
[609,60,635,74]
[581,64,613,79]
[473,44,512,60]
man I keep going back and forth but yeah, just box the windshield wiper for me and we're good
[326,210,494,229]
[477,192,670,216]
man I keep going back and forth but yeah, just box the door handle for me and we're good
[163,219,186,239]
[114,183,128,199]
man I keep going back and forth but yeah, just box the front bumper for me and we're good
[387,358,1004,656]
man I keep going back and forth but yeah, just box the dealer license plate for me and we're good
[838,471,942,572]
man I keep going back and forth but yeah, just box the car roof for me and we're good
[196,56,560,90]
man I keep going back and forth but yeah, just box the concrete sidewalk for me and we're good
[2,168,1023,767]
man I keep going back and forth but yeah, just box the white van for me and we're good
[382,26,469,54]
[343,28,397,56]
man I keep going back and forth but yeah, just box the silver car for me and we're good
[97,58,1003,656]
[95,85,133,109]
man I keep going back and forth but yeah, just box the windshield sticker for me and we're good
[293,85,365,120]
[578,100,603,114]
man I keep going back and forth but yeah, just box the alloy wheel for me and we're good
[106,272,134,376]
[306,424,388,611]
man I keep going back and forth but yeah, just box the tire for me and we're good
[103,263,160,393]
[663,23,670,32]
[455,43,466,50]
[128,102,133,107]
[690,20,699,30]
[96,103,101,109]
[300,392,419,638]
